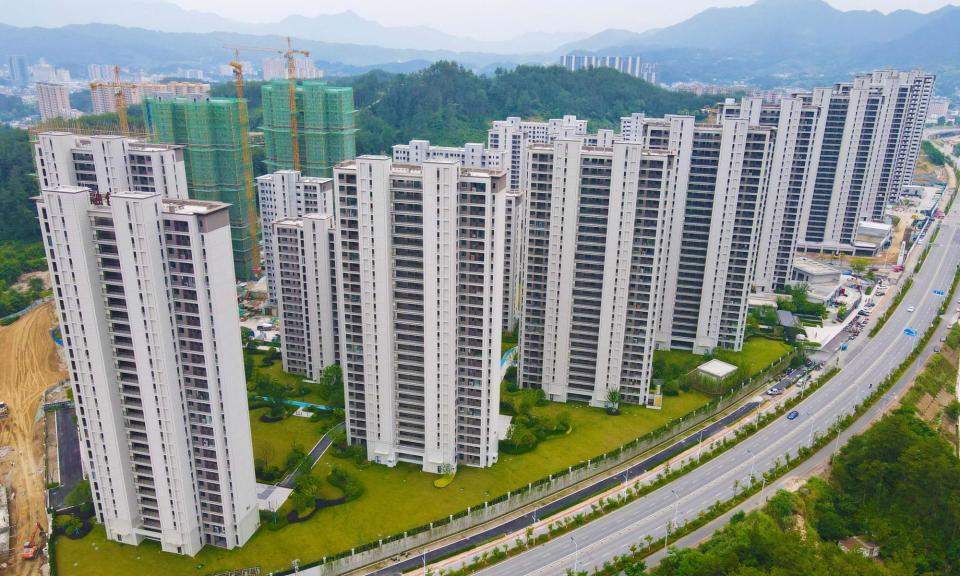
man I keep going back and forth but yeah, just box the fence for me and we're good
[273,351,794,576]
[0,296,52,325]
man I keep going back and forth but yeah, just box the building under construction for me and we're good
[145,96,255,280]
[260,80,357,177]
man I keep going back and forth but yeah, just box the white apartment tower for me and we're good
[794,70,935,253]
[35,188,259,555]
[519,140,676,406]
[333,156,507,472]
[717,96,822,290]
[256,170,334,305]
[36,82,73,121]
[34,131,189,200]
[390,142,524,332]
[520,117,776,404]
[487,115,588,191]
[272,215,340,380]
[622,116,776,353]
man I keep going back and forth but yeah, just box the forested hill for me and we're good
[0,126,39,242]
[340,63,719,155]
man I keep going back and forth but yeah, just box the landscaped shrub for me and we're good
[328,466,365,501]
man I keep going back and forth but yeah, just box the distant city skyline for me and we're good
[169,0,959,40]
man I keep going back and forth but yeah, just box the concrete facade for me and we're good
[333,157,506,472]
[34,131,189,200]
[35,189,258,555]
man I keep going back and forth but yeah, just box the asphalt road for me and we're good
[476,209,960,575]
[368,398,765,575]
[48,406,83,510]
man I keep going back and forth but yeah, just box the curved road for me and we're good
[476,205,960,575]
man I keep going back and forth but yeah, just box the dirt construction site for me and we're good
[0,304,66,575]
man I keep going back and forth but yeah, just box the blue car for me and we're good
[787,410,800,420]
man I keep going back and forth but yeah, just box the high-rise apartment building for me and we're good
[93,82,210,115]
[34,131,189,200]
[392,140,505,170]
[519,139,676,406]
[622,116,776,353]
[792,70,935,253]
[717,96,822,290]
[261,58,324,81]
[88,64,114,82]
[333,156,507,472]
[146,96,255,280]
[36,82,73,121]
[487,115,588,191]
[256,170,334,304]
[260,80,356,177]
[35,188,259,555]
[7,54,28,87]
[520,117,776,405]
[390,141,523,331]
[560,54,656,83]
[272,215,340,379]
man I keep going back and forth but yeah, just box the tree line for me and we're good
[613,409,960,576]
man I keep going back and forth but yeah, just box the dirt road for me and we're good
[0,304,66,575]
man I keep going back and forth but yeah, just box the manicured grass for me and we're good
[57,340,787,575]
[248,408,327,471]
[56,391,710,576]
[246,351,331,406]
[653,338,792,381]
[715,338,792,376]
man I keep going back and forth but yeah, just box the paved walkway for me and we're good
[48,406,83,510]
[279,422,344,489]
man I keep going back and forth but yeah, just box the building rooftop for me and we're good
[697,359,738,379]
[793,256,840,277]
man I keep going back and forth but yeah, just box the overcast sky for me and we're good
[169,0,959,39]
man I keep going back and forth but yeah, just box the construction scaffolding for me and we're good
[146,96,256,280]
[261,80,357,177]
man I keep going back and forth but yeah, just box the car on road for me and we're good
[766,387,783,396]
[934,346,942,352]
[907,306,916,312]
[787,410,800,420]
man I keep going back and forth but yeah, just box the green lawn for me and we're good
[248,408,328,472]
[653,338,792,381]
[56,391,710,576]
[247,351,331,406]
[57,340,789,575]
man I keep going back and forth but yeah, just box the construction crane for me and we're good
[225,48,261,277]
[224,37,310,170]
[89,65,129,136]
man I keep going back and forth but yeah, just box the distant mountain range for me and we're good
[1,0,958,94]
[559,0,960,91]
[0,0,584,54]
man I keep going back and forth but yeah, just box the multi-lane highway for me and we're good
[475,201,960,575]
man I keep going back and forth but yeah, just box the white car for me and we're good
[907,306,915,313]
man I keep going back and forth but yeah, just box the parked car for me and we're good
[766,387,783,396]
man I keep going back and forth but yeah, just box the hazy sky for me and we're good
[168,0,959,38]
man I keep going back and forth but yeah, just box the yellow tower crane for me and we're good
[226,48,261,277]
[224,37,310,170]
[89,65,129,136]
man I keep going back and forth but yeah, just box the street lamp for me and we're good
[671,489,680,527]
[696,428,705,464]
[571,536,579,573]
